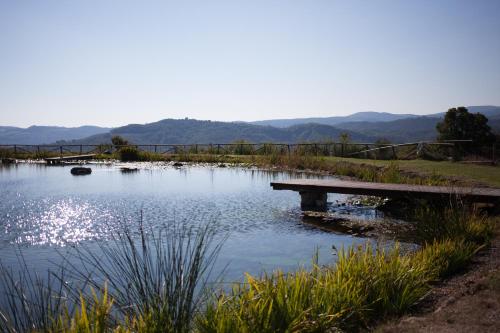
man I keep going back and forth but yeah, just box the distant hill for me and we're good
[65,119,376,144]
[2,106,498,145]
[335,117,442,143]
[250,106,500,128]
[250,106,500,142]
[250,111,417,128]
[0,125,111,144]
[333,106,500,142]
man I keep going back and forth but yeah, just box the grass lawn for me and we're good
[324,157,500,187]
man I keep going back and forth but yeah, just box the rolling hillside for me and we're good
[250,111,417,128]
[1,106,498,145]
[65,119,376,144]
[334,117,442,143]
[0,125,110,144]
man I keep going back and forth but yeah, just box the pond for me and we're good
[0,163,395,282]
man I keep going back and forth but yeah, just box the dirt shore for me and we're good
[375,229,500,333]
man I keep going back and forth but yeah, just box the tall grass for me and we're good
[0,220,224,333]
[197,244,431,332]
[413,201,495,244]
[195,204,496,332]
[68,220,223,333]
[0,253,69,333]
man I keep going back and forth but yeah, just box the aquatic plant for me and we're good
[118,146,141,161]
[0,253,69,333]
[0,220,223,333]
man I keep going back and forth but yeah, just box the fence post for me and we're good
[392,146,397,159]
[60,146,63,157]
[341,143,344,157]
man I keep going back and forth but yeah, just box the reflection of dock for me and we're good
[271,179,500,210]
[44,154,96,165]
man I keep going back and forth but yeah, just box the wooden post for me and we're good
[341,143,344,157]
[299,191,327,211]
[60,146,63,157]
[79,145,83,155]
[392,145,397,160]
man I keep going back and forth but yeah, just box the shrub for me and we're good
[118,146,141,161]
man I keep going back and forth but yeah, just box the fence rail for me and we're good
[0,140,497,162]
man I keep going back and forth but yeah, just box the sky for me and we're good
[1,0,500,128]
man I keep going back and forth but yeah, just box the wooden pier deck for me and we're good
[44,154,97,164]
[271,179,500,210]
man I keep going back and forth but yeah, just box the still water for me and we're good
[0,163,384,281]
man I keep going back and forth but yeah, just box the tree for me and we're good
[339,132,350,144]
[436,107,495,145]
[111,135,129,146]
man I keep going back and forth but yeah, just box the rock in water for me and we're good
[70,167,92,175]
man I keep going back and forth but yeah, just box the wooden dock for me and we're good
[270,179,500,210]
[44,154,97,164]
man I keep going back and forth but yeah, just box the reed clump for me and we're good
[0,220,223,333]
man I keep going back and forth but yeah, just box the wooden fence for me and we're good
[2,140,496,162]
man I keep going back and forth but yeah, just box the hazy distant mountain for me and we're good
[334,117,441,143]
[249,106,500,142]
[2,105,498,145]
[333,106,500,142]
[66,119,376,145]
[250,111,417,128]
[0,125,111,144]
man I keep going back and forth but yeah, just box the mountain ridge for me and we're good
[0,125,111,144]
[64,119,376,145]
[1,105,498,145]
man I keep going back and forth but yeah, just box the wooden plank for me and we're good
[44,154,96,162]
[270,179,500,203]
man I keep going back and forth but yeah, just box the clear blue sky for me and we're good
[1,0,499,128]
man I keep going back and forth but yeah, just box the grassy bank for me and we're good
[117,152,498,187]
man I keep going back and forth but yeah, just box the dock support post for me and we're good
[299,191,327,211]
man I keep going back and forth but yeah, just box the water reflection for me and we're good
[0,163,407,280]
[11,199,114,246]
